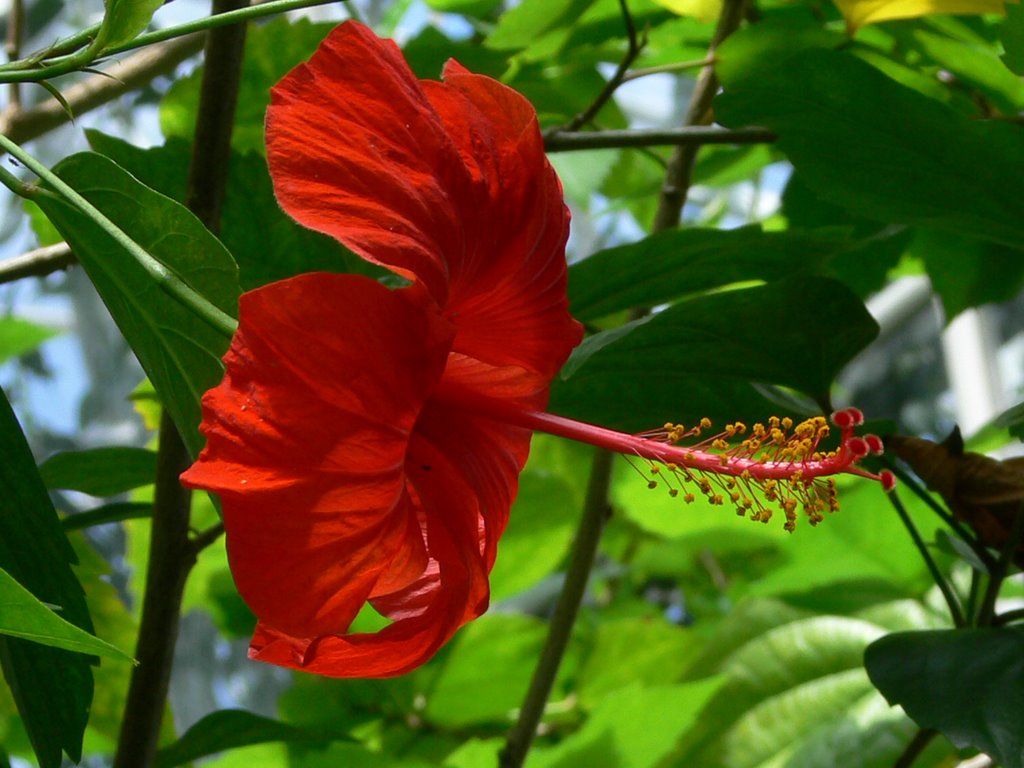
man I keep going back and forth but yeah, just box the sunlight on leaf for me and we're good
[0,567,133,662]
[651,0,722,23]
[834,0,1014,32]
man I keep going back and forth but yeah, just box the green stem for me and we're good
[886,489,965,627]
[111,411,195,768]
[976,503,1024,626]
[0,134,238,340]
[103,0,342,57]
[112,3,248,764]
[0,0,339,82]
[499,449,614,768]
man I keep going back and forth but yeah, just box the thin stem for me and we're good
[111,6,247,765]
[0,0,336,82]
[621,55,716,81]
[5,0,23,107]
[976,503,1024,626]
[503,7,748,763]
[893,728,937,768]
[543,126,775,152]
[111,410,195,768]
[499,449,614,768]
[886,489,965,628]
[103,0,341,57]
[884,459,992,570]
[0,33,205,145]
[546,0,643,135]
[994,607,1024,626]
[651,0,746,230]
[0,133,237,339]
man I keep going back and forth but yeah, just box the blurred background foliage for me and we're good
[0,0,1022,766]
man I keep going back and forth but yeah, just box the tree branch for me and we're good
[651,0,747,231]
[499,449,614,768]
[545,0,644,136]
[111,3,248,765]
[0,242,75,283]
[544,126,775,152]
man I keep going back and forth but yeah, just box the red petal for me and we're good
[265,21,582,379]
[265,22,465,305]
[181,274,453,640]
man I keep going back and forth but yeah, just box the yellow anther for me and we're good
[700,417,712,429]
[683,493,695,503]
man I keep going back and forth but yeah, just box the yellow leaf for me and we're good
[835,0,1017,31]
[653,0,723,22]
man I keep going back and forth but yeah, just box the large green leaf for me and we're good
[865,627,1024,768]
[567,226,850,321]
[39,446,157,496]
[676,613,953,767]
[529,680,723,768]
[420,614,575,728]
[0,317,58,364]
[715,49,1024,250]
[0,387,94,768]
[551,276,878,431]
[33,152,240,457]
[86,131,379,291]
[0,567,132,661]
[154,709,339,768]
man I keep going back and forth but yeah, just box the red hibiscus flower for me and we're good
[182,21,892,678]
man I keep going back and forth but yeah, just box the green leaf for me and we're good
[102,0,162,47]
[154,709,339,768]
[421,614,572,728]
[910,29,1024,113]
[866,627,1024,768]
[86,131,378,291]
[160,17,334,154]
[552,276,877,432]
[715,49,1024,250]
[915,229,1024,321]
[489,438,584,600]
[62,501,152,532]
[0,317,58,364]
[39,446,157,496]
[576,617,701,708]
[424,0,502,19]
[486,0,599,50]
[529,680,723,768]
[0,567,132,661]
[33,152,240,458]
[1003,1,1024,74]
[567,225,850,321]
[676,613,945,767]
[0,387,94,768]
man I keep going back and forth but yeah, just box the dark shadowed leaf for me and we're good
[0,388,94,768]
[567,226,851,321]
[552,276,877,431]
[715,49,1024,250]
[154,709,341,768]
[865,628,1024,768]
[39,447,157,496]
[33,152,240,457]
